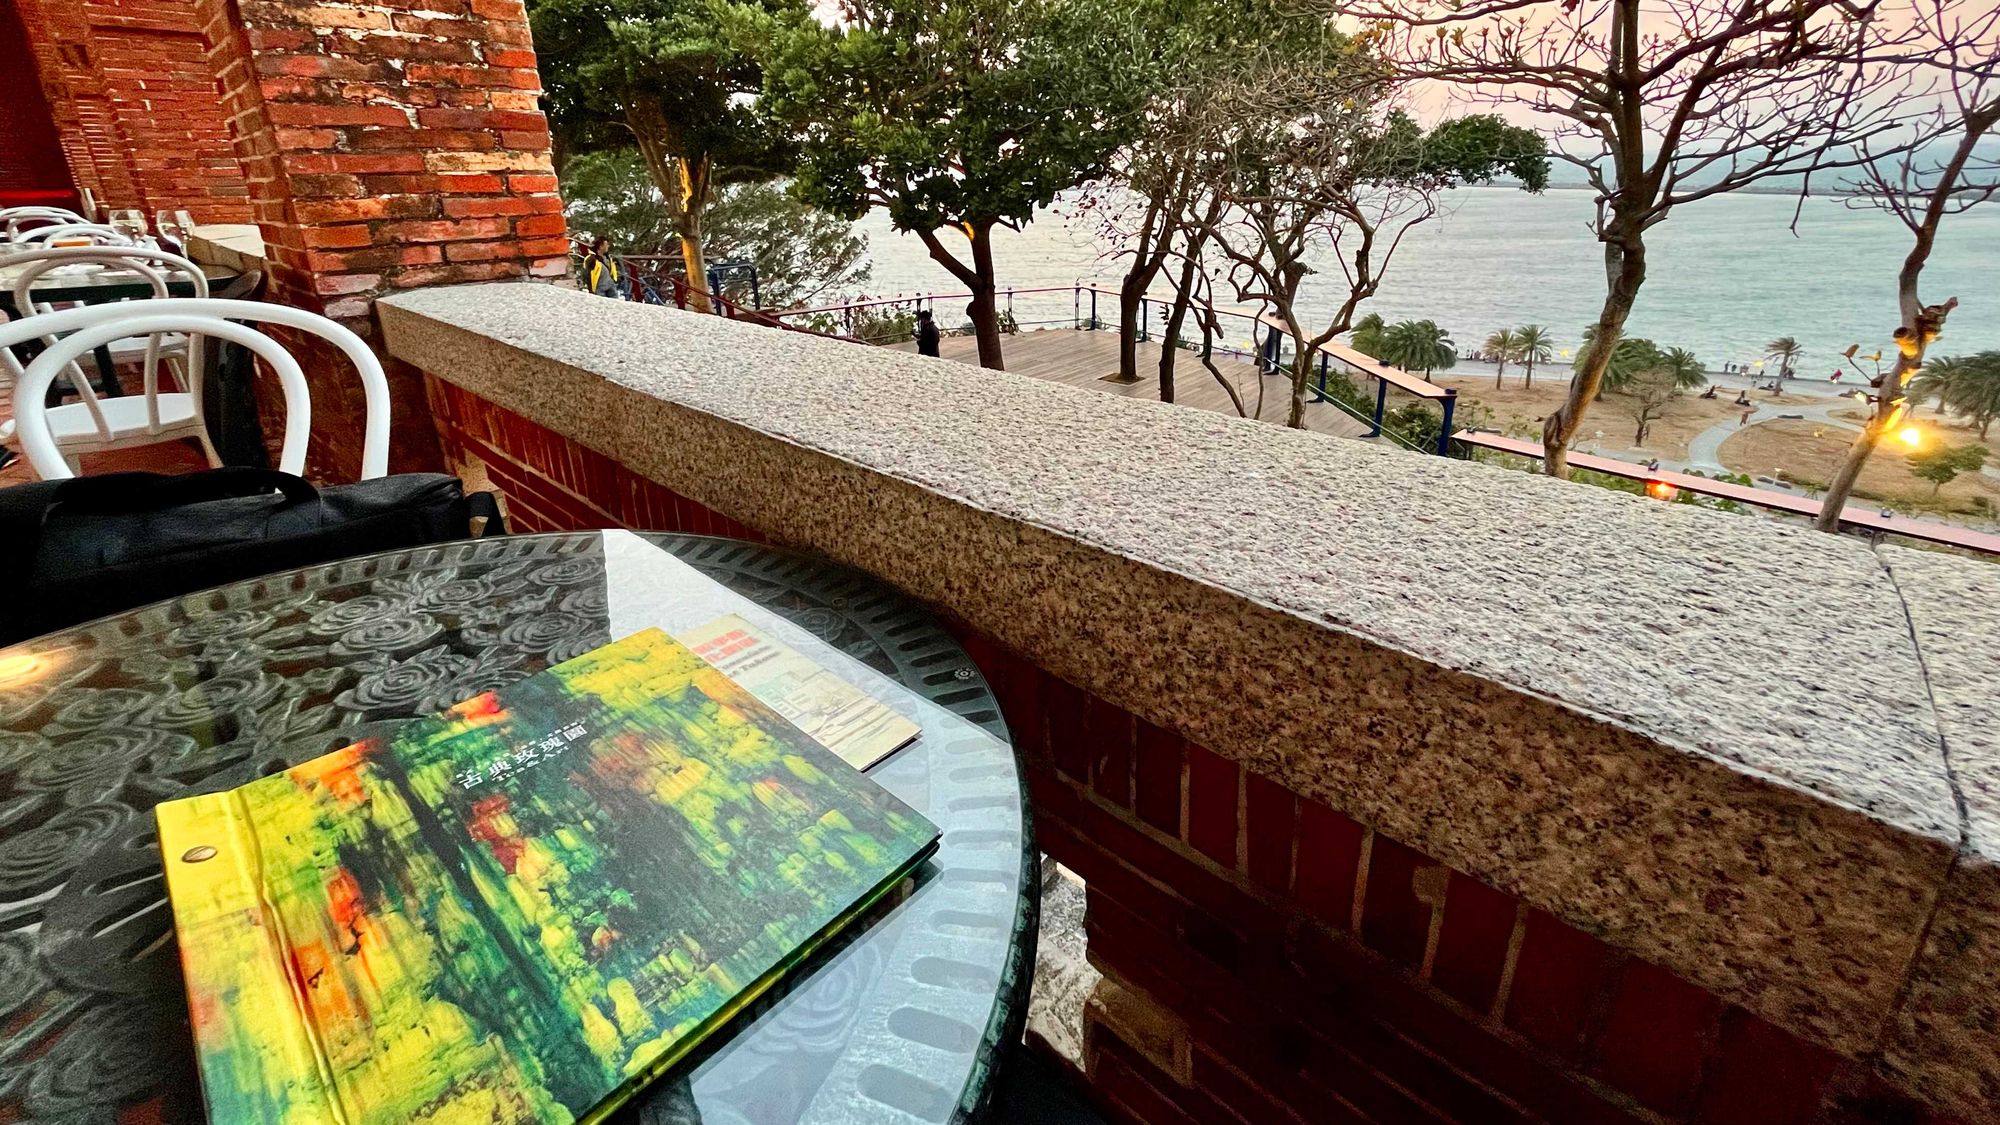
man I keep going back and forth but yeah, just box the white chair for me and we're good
[1,207,88,242]
[1,299,391,481]
[1,246,215,471]
[9,224,138,251]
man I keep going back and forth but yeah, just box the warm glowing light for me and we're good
[1898,426,1923,448]
[0,653,47,688]
[1644,480,1678,502]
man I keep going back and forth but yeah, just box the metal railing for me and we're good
[772,284,1456,453]
[577,254,1455,455]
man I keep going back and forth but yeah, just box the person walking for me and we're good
[584,236,626,299]
[915,308,941,357]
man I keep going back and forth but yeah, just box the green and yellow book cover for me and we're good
[156,628,938,1125]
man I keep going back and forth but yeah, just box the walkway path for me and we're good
[1685,394,1859,473]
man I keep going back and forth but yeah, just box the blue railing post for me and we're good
[1073,285,1080,329]
[1369,377,1388,437]
[1140,298,1149,342]
[1438,392,1457,456]
[1316,353,1329,402]
[1088,288,1098,330]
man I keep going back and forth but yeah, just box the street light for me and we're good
[1898,425,1923,448]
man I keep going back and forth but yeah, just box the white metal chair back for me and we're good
[1,246,211,444]
[2,299,391,480]
[2,208,89,241]
[12,223,138,249]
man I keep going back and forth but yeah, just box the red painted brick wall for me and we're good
[425,379,1962,1125]
[13,0,252,220]
[0,0,78,210]
[192,0,569,479]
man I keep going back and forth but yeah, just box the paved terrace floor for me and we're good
[900,327,1374,441]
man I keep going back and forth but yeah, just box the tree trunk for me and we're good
[1524,359,1534,389]
[1286,334,1313,429]
[914,220,1005,369]
[1544,233,1646,478]
[677,189,711,316]
[625,104,712,315]
[1158,260,1200,404]
[966,222,1005,370]
[1116,277,1146,383]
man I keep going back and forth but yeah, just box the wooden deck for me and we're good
[902,328,1373,441]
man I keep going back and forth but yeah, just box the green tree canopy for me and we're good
[1932,351,2000,439]
[734,0,1155,368]
[530,0,805,309]
[1660,347,1707,390]
[1379,320,1457,376]
[1513,324,1554,388]
[1907,442,1987,496]
[1351,313,1389,358]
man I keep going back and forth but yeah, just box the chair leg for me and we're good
[196,431,224,469]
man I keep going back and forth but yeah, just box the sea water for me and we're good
[852,185,2000,369]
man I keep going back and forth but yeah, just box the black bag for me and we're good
[0,468,504,645]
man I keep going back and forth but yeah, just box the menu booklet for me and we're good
[678,614,920,771]
[156,628,938,1125]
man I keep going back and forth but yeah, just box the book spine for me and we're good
[158,791,347,1125]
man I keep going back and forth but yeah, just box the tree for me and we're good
[559,151,871,307]
[1363,0,1925,478]
[1619,363,1682,447]
[1661,347,1708,391]
[1906,442,1988,495]
[1815,1,2000,529]
[1185,46,1547,426]
[1577,328,1663,396]
[1513,324,1553,389]
[739,0,1152,369]
[1351,313,1389,359]
[1484,327,1520,387]
[1379,319,1457,377]
[1766,337,1804,382]
[1935,351,2000,439]
[530,0,802,314]
[1076,0,1233,386]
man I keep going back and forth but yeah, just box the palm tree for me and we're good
[1661,347,1707,391]
[1513,324,1553,389]
[1351,313,1388,359]
[1936,350,2000,439]
[1484,328,1520,388]
[1908,354,1968,417]
[1380,320,1457,378]
[1576,326,1660,397]
[1766,336,1804,383]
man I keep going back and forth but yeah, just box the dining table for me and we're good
[0,529,1035,1124]
[0,257,243,402]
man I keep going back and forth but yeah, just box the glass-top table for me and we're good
[0,530,1034,1124]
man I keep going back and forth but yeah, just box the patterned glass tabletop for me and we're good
[0,530,1034,1125]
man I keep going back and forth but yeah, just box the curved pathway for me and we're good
[1685,394,1860,474]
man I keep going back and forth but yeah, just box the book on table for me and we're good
[156,627,937,1125]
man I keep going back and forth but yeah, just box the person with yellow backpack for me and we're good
[583,236,627,299]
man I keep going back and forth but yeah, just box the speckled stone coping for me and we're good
[380,283,1996,1100]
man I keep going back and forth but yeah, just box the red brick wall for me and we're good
[0,0,78,209]
[425,379,1960,1125]
[13,0,252,220]
[193,0,569,479]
